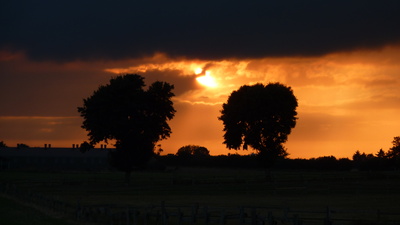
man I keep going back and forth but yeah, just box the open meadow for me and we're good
[1,167,400,224]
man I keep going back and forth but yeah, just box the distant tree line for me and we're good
[2,73,399,177]
[76,75,298,183]
[2,138,400,171]
[159,154,353,171]
[157,137,400,171]
[77,74,175,184]
[0,141,7,148]
[158,153,396,171]
[0,142,29,148]
[351,136,400,171]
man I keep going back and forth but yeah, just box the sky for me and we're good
[1,1,400,158]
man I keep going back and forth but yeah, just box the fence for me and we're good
[1,183,400,225]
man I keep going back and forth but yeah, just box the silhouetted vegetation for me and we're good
[158,152,400,171]
[159,154,354,170]
[79,141,94,153]
[219,83,298,168]
[388,136,400,168]
[158,137,400,171]
[16,143,29,148]
[77,74,175,183]
[175,145,210,164]
[176,145,210,157]
[0,141,7,148]
[350,136,400,171]
[2,137,399,172]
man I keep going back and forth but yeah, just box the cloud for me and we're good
[1,45,400,157]
[159,101,225,153]
[0,53,113,116]
[0,116,87,147]
[286,108,400,158]
[1,1,400,61]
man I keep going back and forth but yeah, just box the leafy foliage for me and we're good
[387,136,400,159]
[176,145,210,158]
[78,74,175,173]
[17,143,29,148]
[351,142,400,170]
[79,141,94,153]
[219,83,298,166]
[0,141,7,148]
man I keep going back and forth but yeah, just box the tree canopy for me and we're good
[387,136,400,160]
[219,83,298,166]
[176,145,210,158]
[0,141,7,148]
[79,141,94,153]
[17,143,29,148]
[78,74,175,177]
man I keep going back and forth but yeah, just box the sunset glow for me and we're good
[194,67,203,75]
[196,71,218,88]
[2,1,400,159]
[2,46,400,158]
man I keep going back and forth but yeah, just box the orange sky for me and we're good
[1,46,400,158]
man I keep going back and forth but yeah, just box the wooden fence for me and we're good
[1,183,400,225]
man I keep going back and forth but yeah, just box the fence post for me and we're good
[76,201,81,220]
[293,214,300,225]
[219,209,225,225]
[251,208,257,225]
[325,206,331,225]
[377,209,381,223]
[239,206,245,225]
[126,207,130,225]
[283,207,289,222]
[267,212,274,225]
[132,208,138,225]
[109,210,114,225]
[143,209,148,225]
[104,206,111,225]
[192,203,199,223]
[204,206,209,225]
[161,201,167,225]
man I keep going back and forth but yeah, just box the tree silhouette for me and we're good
[78,74,175,183]
[387,136,400,168]
[175,145,210,166]
[79,141,94,153]
[376,148,386,158]
[219,83,298,168]
[352,150,363,161]
[387,136,400,158]
[0,141,7,148]
[17,143,29,148]
[176,145,210,158]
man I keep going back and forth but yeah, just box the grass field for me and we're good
[1,168,400,224]
[0,195,78,225]
[1,168,400,209]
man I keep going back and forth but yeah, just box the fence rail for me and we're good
[1,182,400,225]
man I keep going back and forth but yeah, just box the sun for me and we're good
[195,70,217,88]
[194,67,203,75]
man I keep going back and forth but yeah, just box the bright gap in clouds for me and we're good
[2,48,398,158]
[102,47,400,158]
[195,68,218,88]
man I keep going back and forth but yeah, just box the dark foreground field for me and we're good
[1,168,400,224]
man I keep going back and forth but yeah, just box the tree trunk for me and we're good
[264,169,273,182]
[125,171,131,185]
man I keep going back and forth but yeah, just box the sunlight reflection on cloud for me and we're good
[2,46,400,157]
[103,46,400,114]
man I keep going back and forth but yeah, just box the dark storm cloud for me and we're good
[139,69,200,95]
[1,0,400,61]
[0,116,85,142]
[0,57,112,117]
